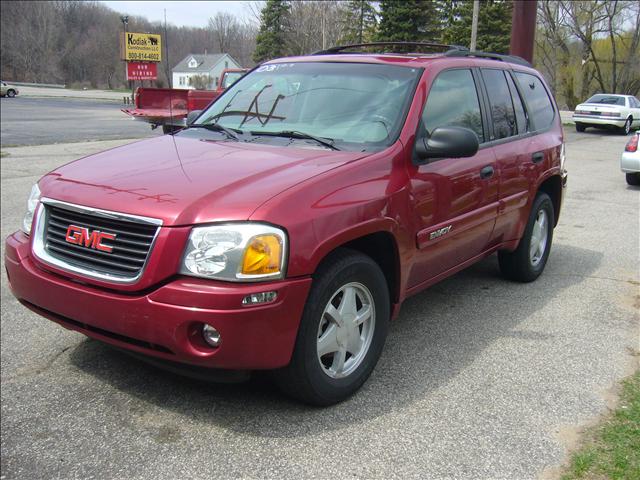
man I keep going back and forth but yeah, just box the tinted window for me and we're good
[481,69,516,140]
[506,73,527,133]
[197,62,421,151]
[422,69,484,142]
[585,94,625,106]
[514,72,554,130]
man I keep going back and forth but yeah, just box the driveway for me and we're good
[0,129,638,479]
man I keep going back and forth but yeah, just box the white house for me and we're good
[171,53,242,90]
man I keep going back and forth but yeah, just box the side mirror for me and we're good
[415,126,479,163]
[186,110,203,126]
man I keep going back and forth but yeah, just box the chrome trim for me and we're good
[40,198,163,226]
[32,199,162,285]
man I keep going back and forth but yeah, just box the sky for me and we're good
[100,1,258,28]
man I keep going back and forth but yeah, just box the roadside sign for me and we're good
[127,62,158,81]
[121,32,162,62]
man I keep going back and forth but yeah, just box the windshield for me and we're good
[195,62,421,151]
[221,71,244,89]
[585,94,625,106]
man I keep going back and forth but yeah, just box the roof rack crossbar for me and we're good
[443,49,532,67]
[312,42,469,55]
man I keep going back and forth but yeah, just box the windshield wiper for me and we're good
[189,123,240,141]
[250,130,341,151]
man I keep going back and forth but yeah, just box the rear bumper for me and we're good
[572,115,626,127]
[5,231,312,370]
[621,151,640,173]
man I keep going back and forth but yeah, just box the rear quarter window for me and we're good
[514,72,555,131]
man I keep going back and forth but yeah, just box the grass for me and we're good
[0,151,9,157]
[562,371,640,480]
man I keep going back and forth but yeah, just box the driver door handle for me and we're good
[480,165,494,179]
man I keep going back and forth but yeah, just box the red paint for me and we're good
[65,225,116,252]
[6,53,566,371]
[127,61,157,81]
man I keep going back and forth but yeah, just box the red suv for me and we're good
[5,43,567,405]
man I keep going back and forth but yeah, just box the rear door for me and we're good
[407,68,499,288]
[484,69,559,245]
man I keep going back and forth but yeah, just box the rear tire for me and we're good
[498,192,554,282]
[575,123,586,132]
[626,173,640,186]
[7,89,16,98]
[622,117,632,135]
[274,249,390,406]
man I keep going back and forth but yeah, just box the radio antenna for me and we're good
[164,8,191,181]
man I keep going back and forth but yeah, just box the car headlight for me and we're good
[180,223,287,281]
[21,183,41,235]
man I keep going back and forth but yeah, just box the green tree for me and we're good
[253,0,291,63]
[339,0,378,44]
[376,0,440,44]
[441,0,513,53]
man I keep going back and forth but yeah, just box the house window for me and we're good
[188,58,198,68]
[179,76,185,86]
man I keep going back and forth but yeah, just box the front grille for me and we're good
[43,204,159,280]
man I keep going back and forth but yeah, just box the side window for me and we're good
[506,73,527,134]
[481,69,516,140]
[422,69,484,142]
[514,72,554,130]
[632,97,640,108]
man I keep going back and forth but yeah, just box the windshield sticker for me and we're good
[256,64,296,73]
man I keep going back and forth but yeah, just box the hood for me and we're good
[40,135,367,226]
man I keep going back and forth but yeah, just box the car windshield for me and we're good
[221,72,244,89]
[585,94,625,106]
[194,62,421,151]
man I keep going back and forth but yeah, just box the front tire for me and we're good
[626,173,640,186]
[7,89,16,98]
[498,192,555,282]
[622,117,632,135]
[274,249,390,406]
[575,123,586,132]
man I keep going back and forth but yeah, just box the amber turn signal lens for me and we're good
[241,235,282,275]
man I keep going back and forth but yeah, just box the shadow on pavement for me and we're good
[68,243,603,439]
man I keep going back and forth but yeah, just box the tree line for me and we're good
[1,0,638,106]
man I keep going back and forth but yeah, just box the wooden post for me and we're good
[509,0,538,63]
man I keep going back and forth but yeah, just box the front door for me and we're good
[407,68,498,288]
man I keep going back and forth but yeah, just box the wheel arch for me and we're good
[309,223,402,306]
[537,174,563,226]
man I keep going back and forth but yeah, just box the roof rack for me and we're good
[443,49,532,67]
[312,42,469,55]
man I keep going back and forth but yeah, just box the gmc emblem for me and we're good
[65,225,116,253]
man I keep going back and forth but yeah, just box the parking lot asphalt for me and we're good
[0,96,161,146]
[1,129,638,479]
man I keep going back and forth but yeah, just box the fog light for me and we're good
[202,324,221,347]
[242,291,277,305]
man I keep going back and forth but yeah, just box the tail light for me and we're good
[601,111,621,117]
[625,134,638,152]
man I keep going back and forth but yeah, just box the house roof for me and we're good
[172,54,239,73]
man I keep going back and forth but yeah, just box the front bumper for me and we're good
[572,115,626,127]
[5,231,312,370]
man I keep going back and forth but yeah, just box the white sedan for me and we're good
[573,94,640,135]
[621,132,640,185]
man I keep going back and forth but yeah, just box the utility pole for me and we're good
[509,0,537,63]
[120,15,130,97]
[470,0,480,51]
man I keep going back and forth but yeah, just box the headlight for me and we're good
[180,223,287,281]
[21,183,41,235]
